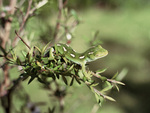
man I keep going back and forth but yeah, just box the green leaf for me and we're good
[29,47,34,57]
[34,46,41,53]
[41,42,51,56]
[11,51,17,61]
[115,81,125,85]
[100,76,107,81]
[28,76,36,84]
[16,57,22,65]
[91,83,99,87]
[54,44,58,54]
[25,53,30,63]
[112,72,118,79]
[101,84,113,93]
[37,77,45,84]
[74,75,81,84]
[21,50,27,58]
[53,65,61,71]
[42,57,49,64]
[105,95,116,102]
[64,64,74,74]
[62,76,68,85]
[115,84,120,92]
[95,93,100,104]
[36,61,42,68]
[70,76,74,86]
[48,48,54,60]
[96,68,107,74]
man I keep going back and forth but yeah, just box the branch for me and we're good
[91,72,125,85]
[1,0,17,48]
[15,30,31,49]
[53,0,63,43]
[12,0,33,46]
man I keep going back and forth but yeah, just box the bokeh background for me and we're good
[1,0,150,113]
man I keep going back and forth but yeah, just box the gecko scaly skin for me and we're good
[56,43,108,79]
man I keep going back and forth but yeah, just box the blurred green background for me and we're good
[1,0,150,113]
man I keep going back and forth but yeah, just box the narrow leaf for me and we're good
[28,76,36,84]
[96,68,107,74]
[70,76,74,86]
[105,95,116,102]
[115,81,125,85]
[34,46,41,53]
[62,76,68,85]
[42,42,51,56]
[74,75,81,84]
[21,50,27,58]
[115,84,120,92]
[112,72,118,79]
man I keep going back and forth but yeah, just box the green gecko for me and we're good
[55,43,108,80]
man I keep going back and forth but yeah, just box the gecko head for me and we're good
[88,45,108,61]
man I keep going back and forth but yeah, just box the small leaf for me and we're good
[37,77,45,84]
[48,48,54,60]
[36,61,42,67]
[101,85,113,93]
[112,72,118,79]
[16,57,22,65]
[41,42,51,56]
[21,50,27,58]
[115,81,125,85]
[11,51,17,61]
[62,76,68,85]
[64,64,74,74]
[115,84,120,92]
[74,75,81,84]
[42,58,49,64]
[96,68,107,74]
[105,95,116,102]
[25,53,30,63]
[95,93,100,104]
[100,76,107,81]
[34,46,41,53]
[29,47,34,57]
[28,76,36,84]
[91,83,99,87]
[70,76,74,86]
[54,44,58,54]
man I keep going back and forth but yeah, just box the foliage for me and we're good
[6,41,124,106]
[0,0,125,113]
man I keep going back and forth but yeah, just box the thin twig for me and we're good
[53,0,63,43]
[93,87,106,99]
[15,30,31,49]
[91,72,125,85]
[13,0,33,46]
[14,7,24,20]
